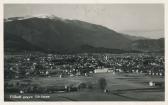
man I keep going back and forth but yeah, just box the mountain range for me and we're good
[4,15,164,54]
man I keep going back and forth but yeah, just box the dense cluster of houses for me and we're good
[103,54,164,76]
[4,53,164,93]
[4,53,164,79]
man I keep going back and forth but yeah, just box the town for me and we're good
[4,52,165,101]
[5,53,164,79]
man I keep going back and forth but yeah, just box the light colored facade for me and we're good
[94,68,108,73]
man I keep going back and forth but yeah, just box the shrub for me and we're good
[98,78,107,91]
[79,83,87,89]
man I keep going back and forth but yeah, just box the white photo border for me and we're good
[0,0,167,105]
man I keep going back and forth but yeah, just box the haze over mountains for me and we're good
[4,15,164,54]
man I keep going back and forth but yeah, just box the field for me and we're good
[5,72,164,101]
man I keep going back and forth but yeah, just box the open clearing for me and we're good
[5,73,164,101]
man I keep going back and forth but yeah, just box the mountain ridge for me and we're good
[4,15,164,53]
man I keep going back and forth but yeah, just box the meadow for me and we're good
[5,72,164,101]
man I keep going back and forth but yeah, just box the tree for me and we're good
[98,78,107,91]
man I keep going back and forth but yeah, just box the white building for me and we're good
[94,68,108,73]
[149,81,155,87]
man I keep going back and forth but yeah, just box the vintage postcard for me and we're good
[1,0,167,105]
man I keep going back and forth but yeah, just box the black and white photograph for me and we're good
[3,3,165,101]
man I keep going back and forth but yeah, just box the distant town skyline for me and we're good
[4,4,164,39]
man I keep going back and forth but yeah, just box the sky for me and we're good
[4,4,164,39]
